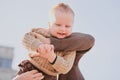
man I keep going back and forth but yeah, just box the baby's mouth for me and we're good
[57,32,65,36]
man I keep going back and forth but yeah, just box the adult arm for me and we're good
[50,32,95,51]
[31,28,95,51]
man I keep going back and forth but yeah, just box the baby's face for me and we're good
[49,11,74,38]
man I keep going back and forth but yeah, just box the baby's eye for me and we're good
[55,23,61,26]
[65,25,71,28]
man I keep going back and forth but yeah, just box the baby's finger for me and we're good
[44,44,51,52]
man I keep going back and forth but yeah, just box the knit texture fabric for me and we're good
[18,60,57,80]
[28,51,75,76]
[32,28,50,38]
[29,54,58,76]
[23,32,41,51]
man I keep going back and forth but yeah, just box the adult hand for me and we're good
[13,70,44,80]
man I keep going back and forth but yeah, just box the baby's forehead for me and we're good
[52,11,74,21]
[54,10,74,16]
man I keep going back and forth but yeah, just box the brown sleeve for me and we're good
[50,32,95,52]
[17,60,38,75]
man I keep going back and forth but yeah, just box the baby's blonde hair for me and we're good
[50,3,74,17]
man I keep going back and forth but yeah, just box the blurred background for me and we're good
[0,0,120,80]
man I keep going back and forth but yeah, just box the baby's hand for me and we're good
[30,44,55,59]
[37,44,54,54]
[37,44,56,63]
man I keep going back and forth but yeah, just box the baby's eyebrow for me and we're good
[55,23,61,25]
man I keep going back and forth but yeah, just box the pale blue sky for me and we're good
[0,0,120,80]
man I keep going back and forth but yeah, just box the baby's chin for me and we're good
[56,35,71,39]
[54,35,66,39]
[56,36,66,39]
